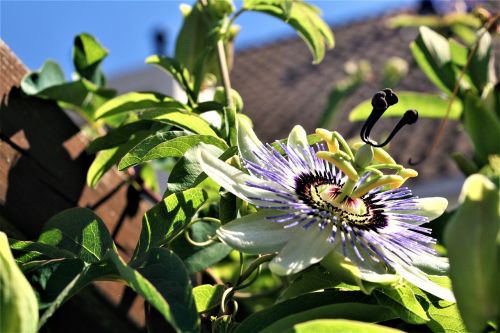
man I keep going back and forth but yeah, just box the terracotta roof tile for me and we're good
[231,14,474,182]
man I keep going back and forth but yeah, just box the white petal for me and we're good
[269,226,334,275]
[198,149,285,206]
[237,115,263,166]
[217,210,297,254]
[287,125,309,150]
[409,252,449,275]
[383,250,455,302]
[401,197,448,222]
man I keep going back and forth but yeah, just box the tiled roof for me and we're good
[231,13,474,183]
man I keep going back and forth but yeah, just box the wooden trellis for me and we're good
[0,39,149,331]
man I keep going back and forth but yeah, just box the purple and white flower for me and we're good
[198,119,455,301]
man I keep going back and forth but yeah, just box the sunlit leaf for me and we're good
[243,0,334,64]
[167,145,237,194]
[349,92,462,121]
[278,266,347,302]
[139,110,218,137]
[119,132,228,170]
[463,93,500,165]
[21,60,115,120]
[0,232,39,333]
[73,33,108,85]
[146,55,195,101]
[38,208,114,263]
[87,120,160,154]
[21,60,66,94]
[449,39,467,67]
[235,290,396,333]
[94,91,188,119]
[409,278,467,333]
[193,284,225,313]
[10,239,76,265]
[87,130,151,187]
[410,27,455,94]
[469,31,493,93]
[444,174,499,332]
[133,188,207,259]
[294,319,404,333]
[374,283,429,325]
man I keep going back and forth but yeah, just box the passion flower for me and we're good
[198,118,454,302]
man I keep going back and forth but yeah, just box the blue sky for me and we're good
[1,0,418,77]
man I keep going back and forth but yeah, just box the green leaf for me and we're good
[219,190,238,224]
[214,87,244,113]
[35,259,117,328]
[73,33,108,84]
[139,110,218,137]
[108,249,188,332]
[171,220,232,274]
[410,27,455,94]
[117,129,186,169]
[182,242,232,275]
[243,0,334,64]
[140,163,160,193]
[318,67,368,127]
[193,284,225,313]
[138,248,199,333]
[449,39,467,67]
[374,283,429,325]
[260,303,395,333]
[469,31,492,92]
[145,55,195,102]
[234,290,396,333]
[119,133,228,170]
[87,120,159,153]
[21,61,115,118]
[0,232,39,333]
[86,130,151,187]
[10,239,76,265]
[409,281,467,333]
[193,101,225,114]
[133,188,207,259]
[292,319,404,333]
[28,258,84,308]
[444,174,499,332]
[38,208,114,263]
[166,145,238,194]
[463,93,500,165]
[94,91,188,119]
[426,300,466,333]
[278,266,347,302]
[450,152,479,176]
[174,3,219,84]
[349,92,463,121]
[21,60,66,94]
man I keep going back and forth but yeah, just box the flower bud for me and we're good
[354,144,374,168]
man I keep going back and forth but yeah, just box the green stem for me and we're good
[236,253,275,287]
[228,8,245,29]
